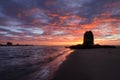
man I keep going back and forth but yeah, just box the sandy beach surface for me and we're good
[52,47,120,80]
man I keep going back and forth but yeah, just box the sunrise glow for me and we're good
[0,0,120,45]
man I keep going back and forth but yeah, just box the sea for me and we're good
[0,46,73,80]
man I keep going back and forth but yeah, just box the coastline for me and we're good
[52,47,120,80]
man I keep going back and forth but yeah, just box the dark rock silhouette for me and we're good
[83,31,94,47]
[7,42,13,46]
[67,31,116,49]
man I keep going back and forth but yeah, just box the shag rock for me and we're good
[67,31,116,49]
[83,31,94,47]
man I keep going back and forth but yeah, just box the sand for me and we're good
[52,47,120,80]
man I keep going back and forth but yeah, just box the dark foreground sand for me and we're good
[52,47,120,80]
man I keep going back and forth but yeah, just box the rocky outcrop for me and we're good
[67,31,116,49]
[83,31,94,47]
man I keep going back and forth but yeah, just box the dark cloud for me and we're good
[0,0,119,26]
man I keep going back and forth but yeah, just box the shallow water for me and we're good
[0,46,73,80]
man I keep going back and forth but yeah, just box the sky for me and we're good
[0,0,120,45]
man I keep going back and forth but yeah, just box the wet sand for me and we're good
[52,47,120,80]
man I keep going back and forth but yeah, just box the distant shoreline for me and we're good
[0,45,34,46]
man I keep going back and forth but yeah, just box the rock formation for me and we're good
[67,31,116,49]
[83,31,94,47]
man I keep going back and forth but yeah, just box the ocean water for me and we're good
[0,46,73,80]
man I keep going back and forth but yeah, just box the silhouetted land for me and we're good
[0,45,34,46]
[0,42,34,46]
[67,44,116,49]
[52,47,120,80]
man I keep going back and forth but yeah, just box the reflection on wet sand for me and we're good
[19,49,73,80]
[49,50,74,80]
[20,49,73,80]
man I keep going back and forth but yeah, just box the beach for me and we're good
[52,47,120,80]
[0,46,120,80]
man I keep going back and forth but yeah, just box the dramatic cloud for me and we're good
[0,0,120,45]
